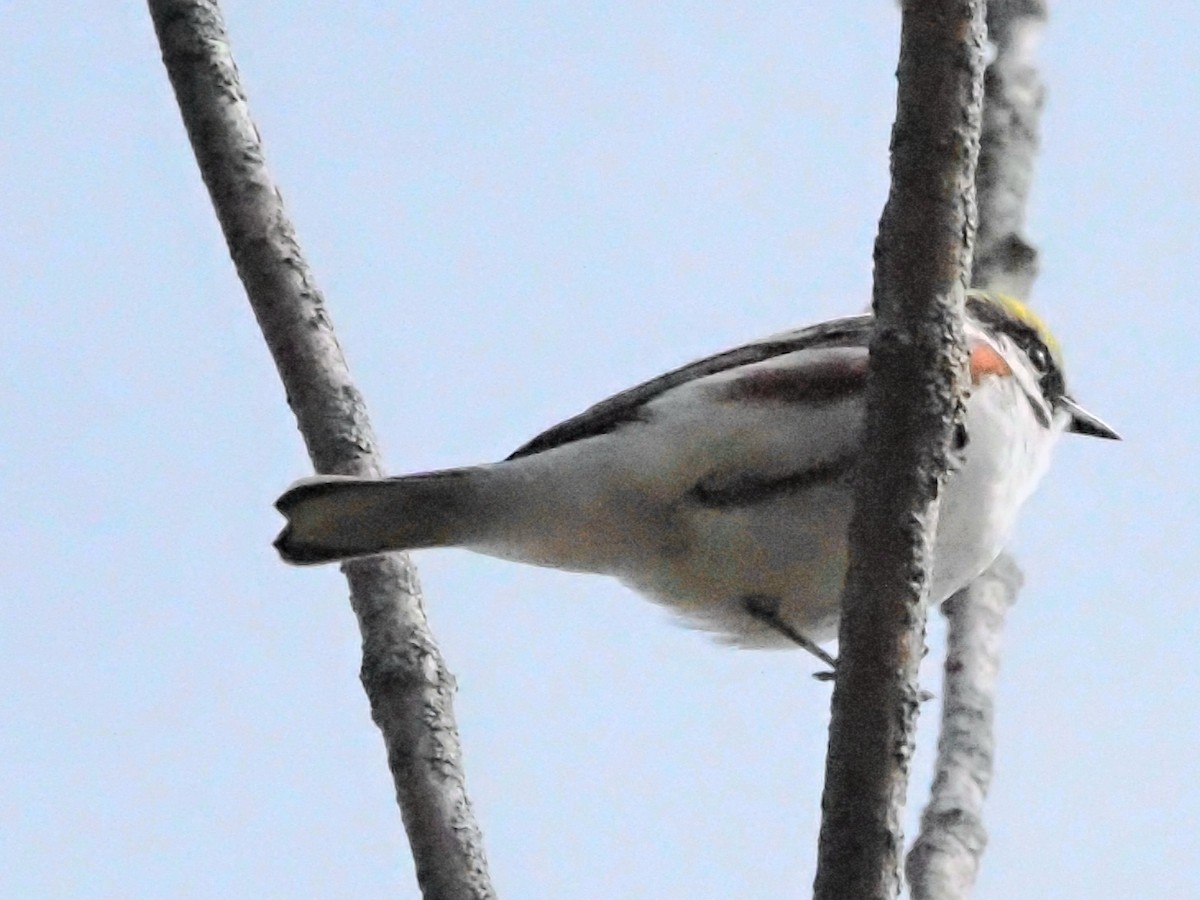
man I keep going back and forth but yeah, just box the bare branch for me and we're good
[907,3,1048,895]
[906,555,1022,898]
[972,0,1048,296]
[812,2,987,897]
[147,3,495,897]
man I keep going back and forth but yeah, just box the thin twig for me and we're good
[147,3,495,897]
[812,2,987,897]
[906,556,1022,898]
[972,0,1048,296]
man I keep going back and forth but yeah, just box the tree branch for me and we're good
[812,2,987,898]
[147,3,495,897]
[907,3,1048,895]
[972,0,1047,296]
[906,555,1022,898]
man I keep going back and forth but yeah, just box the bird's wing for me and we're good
[507,314,873,460]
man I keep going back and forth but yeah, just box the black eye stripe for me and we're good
[967,296,1044,348]
[992,317,1046,362]
[965,295,1065,402]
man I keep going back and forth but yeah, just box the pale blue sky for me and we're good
[3,3,1197,897]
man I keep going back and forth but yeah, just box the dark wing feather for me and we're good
[506,314,873,460]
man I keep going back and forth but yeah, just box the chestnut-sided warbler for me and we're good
[274,290,1117,654]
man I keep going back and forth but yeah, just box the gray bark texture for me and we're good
[147,3,496,898]
[812,2,987,898]
[906,556,1023,899]
[907,2,1048,896]
[971,0,1048,296]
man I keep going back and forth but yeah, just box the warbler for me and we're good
[273,290,1117,656]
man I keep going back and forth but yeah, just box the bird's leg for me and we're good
[741,594,837,680]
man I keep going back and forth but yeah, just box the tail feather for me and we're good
[273,469,483,565]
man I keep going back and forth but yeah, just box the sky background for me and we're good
[3,2,1198,897]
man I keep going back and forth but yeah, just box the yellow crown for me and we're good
[969,289,1063,370]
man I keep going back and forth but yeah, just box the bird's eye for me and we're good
[1027,343,1051,373]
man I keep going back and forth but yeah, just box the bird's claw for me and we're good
[741,594,838,679]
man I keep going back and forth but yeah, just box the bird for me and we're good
[272,290,1118,659]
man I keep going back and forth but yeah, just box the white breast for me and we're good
[930,374,1064,601]
[468,352,1064,649]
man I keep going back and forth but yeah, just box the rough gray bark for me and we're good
[147,3,496,897]
[907,3,1047,896]
[906,556,1022,898]
[812,2,987,898]
[971,0,1048,296]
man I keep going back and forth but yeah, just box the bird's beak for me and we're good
[1061,397,1121,440]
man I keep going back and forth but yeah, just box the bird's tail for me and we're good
[273,469,489,565]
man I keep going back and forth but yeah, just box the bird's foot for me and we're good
[741,594,837,680]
